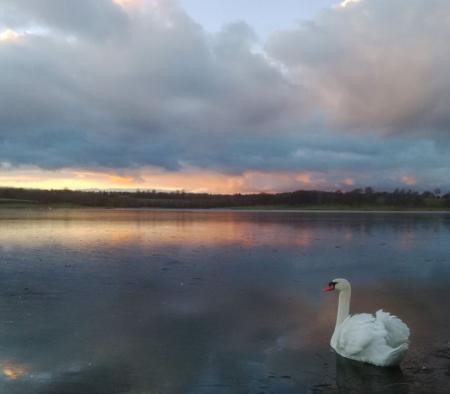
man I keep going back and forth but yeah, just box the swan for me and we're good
[323,278,410,367]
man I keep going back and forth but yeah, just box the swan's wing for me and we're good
[335,313,387,356]
[333,311,410,367]
[375,309,410,348]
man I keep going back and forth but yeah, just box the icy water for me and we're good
[0,209,449,394]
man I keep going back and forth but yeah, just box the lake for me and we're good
[0,209,449,393]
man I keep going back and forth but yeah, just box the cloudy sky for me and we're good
[1,0,449,193]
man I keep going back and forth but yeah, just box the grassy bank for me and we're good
[0,198,81,209]
[231,204,450,211]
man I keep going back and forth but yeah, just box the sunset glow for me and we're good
[0,167,326,193]
[0,29,21,43]
[112,0,142,10]
[339,0,361,8]
[401,175,418,186]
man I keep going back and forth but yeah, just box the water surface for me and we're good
[0,209,449,393]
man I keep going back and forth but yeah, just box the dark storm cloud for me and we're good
[0,1,298,171]
[1,0,450,189]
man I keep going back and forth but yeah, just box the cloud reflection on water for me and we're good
[0,210,449,393]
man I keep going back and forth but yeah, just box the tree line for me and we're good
[1,186,449,209]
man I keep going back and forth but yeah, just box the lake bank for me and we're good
[1,201,450,213]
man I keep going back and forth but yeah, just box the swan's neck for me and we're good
[335,287,351,327]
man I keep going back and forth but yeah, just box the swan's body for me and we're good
[324,278,410,367]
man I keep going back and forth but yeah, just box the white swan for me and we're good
[323,278,410,367]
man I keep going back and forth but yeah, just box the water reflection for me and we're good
[2,362,27,380]
[0,212,319,250]
[0,210,449,393]
[335,357,408,394]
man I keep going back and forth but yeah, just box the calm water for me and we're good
[0,209,449,394]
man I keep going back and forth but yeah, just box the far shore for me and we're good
[2,187,449,212]
[0,203,449,214]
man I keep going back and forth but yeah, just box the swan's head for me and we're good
[323,278,350,292]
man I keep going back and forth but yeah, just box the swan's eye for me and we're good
[323,281,336,292]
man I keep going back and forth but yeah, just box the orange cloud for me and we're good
[295,173,312,183]
[342,178,354,186]
[401,175,417,186]
[0,29,22,43]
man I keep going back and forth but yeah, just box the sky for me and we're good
[1,0,450,193]
[179,0,335,38]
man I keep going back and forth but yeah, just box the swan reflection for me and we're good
[335,356,408,394]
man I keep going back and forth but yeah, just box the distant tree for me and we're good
[422,191,434,198]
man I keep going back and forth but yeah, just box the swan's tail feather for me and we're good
[375,309,410,348]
